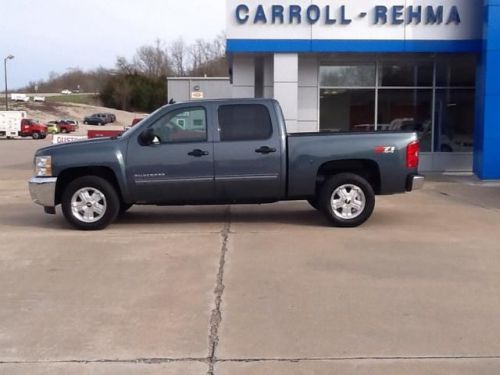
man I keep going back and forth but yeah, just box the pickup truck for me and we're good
[29,99,423,230]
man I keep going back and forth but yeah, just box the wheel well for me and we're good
[315,159,381,194]
[55,167,123,205]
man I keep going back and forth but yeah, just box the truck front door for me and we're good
[213,103,283,202]
[126,105,215,204]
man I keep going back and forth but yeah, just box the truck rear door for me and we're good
[213,102,283,202]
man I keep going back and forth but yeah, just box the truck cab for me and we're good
[20,119,47,139]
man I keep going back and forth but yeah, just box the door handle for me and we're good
[255,146,277,154]
[188,149,209,157]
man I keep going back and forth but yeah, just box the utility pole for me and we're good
[4,55,14,111]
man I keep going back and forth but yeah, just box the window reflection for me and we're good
[377,90,433,152]
[318,55,476,153]
[380,61,433,87]
[434,89,475,152]
[436,56,476,87]
[320,89,375,132]
[320,65,376,87]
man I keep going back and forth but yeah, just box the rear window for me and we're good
[218,104,273,141]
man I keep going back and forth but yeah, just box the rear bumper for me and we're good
[28,177,57,207]
[406,175,425,192]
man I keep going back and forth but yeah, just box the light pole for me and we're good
[4,55,14,111]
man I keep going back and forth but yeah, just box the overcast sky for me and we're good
[0,0,226,89]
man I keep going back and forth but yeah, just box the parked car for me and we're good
[104,113,116,123]
[56,120,77,133]
[60,90,72,95]
[33,96,46,103]
[46,122,60,134]
[61,119,79,126]
[83,114,107,125]
[29,99,424,230]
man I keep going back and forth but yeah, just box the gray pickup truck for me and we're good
[29,99,423,230]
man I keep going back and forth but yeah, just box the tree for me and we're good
[133,39,172,78]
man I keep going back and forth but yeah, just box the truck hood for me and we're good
[35,137,119,156]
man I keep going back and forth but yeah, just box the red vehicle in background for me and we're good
[56,120,78,133]
[20,119,48,139]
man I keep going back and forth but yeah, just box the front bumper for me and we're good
[28,177,57,207]
[407,175,425,192]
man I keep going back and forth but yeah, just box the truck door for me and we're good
[213,103,283,202]
[126,105,215,204]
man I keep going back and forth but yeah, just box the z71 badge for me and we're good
[375,146,396,154]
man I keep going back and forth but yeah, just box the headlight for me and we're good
[35,156,52,177]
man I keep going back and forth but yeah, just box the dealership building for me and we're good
[224,0,500,179]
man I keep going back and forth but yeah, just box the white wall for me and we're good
[232,55,255,98]
[273,54,299,132]
[298,55,319,133]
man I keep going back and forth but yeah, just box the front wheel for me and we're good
[61,176,120,230]
[32,132,40,140]
[319,173,375,227]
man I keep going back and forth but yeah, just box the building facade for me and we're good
[226,0,500,179]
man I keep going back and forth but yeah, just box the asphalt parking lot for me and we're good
[1,138,500,374]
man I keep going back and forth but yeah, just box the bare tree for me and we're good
[169,38,188,76]
[133,39,172,78]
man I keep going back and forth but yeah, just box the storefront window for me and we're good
[434,89,475,152]
[320,65,376,87]
[320,89,375,132]
[319,55,476,153]
[377,90,433,152]
[379,61,433,87]
[436,57,476,87]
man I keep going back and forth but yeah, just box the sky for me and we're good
[0,0,226,89]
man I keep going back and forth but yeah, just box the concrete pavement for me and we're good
[1,138,500,374]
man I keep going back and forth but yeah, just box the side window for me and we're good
[218,104,273,141]
[150,107,207,144]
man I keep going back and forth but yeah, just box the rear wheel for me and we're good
[61,176,120,230]
[319,173,375,227]
[32,132,40,140]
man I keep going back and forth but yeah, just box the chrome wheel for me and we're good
[330,184,366,220]
[70,187,107,223]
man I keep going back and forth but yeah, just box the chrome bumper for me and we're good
[407,175,425,191]
[28,177,57,207]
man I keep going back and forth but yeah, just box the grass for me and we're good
[46,94,101,106]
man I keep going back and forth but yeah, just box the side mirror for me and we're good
[139,128,156,146]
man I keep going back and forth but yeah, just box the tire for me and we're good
[61,176,120,230]
[319,173,375,228]
[32,132,40,140]
[83,121,88,125]
[307,197,320,210]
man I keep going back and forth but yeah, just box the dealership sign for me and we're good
[226,0,482,52]
[235,4,462,26]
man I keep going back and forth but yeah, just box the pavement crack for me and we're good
[0,357,206,365]
[216,355,500,363]
[207,206,231,375]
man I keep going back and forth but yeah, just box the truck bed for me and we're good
[286,131,418,197]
